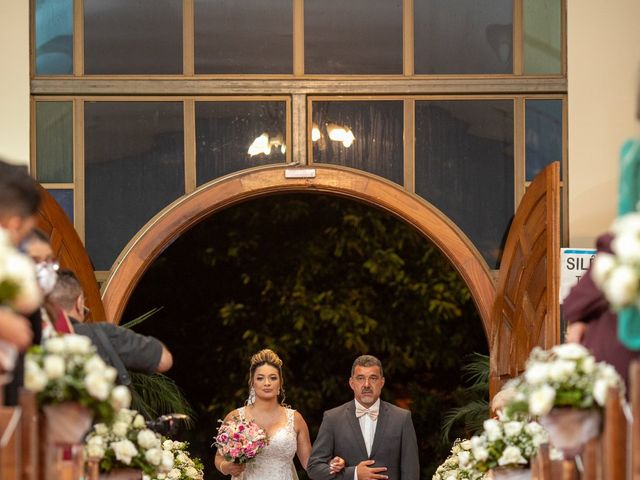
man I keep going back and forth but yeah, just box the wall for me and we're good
[1,2,639,246]
[567,0,640,247]
[0,1,29,166]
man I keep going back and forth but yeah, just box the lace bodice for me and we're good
[236,406,298,480]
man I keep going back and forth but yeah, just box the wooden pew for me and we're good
[603,386,627,479]
[0,406,22,480]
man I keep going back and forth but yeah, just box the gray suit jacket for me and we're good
[307,400,419,480]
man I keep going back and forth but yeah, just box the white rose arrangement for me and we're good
[432,438,487,480]
[504,344,624,418]
[466,417,551,474]
[86,408,203,480]
[25,334,131,423]
[592,213,640,308]
[0,227,42,313]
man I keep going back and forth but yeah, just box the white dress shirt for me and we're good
[353,398,380,480]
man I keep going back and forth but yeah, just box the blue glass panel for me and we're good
[35,0,73,75]
[48,189,74,223]
[526,99,563,181]
[415,100,514,269]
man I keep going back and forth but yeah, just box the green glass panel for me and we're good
[36,102,73,183]
[524,0,562,74]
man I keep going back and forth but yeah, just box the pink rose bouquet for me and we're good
[213,416,268,464]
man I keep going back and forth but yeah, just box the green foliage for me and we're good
[125,194,488,479]
[129,372,195,427]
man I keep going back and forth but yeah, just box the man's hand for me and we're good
[356,459,388,480]
[329,456,345,474]
[565,322,588,344]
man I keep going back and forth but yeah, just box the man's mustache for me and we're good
[361,388,373,393]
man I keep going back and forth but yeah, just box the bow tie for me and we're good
[355,405,379,420]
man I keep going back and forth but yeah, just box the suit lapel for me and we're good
[369,401,389,457]
[345,401,369,458]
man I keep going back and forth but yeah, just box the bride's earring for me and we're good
[279,386,286,405]
[247,387,256,405]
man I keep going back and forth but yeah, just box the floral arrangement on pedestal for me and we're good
[25,334,131,425]
[504,343,624,417]
[432,438,487,480]
[592,212,640,348]
[467,418,550,474]
[0,227,41,312]
[86,408,204,480]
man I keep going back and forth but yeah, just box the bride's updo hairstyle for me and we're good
[248,349,287,404]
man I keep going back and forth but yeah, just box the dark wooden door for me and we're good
[36,185,106,322]
[490,162,561,396]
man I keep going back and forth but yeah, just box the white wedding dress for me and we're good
[234,406,299,480]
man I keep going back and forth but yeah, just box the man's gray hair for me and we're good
[351,355,384,377]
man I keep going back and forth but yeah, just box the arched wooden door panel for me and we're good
[36,185,107,322]
[100,165,497,333]
[490,161,561,396]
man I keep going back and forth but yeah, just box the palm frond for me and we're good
[129,372,195,428]
[120,307,164,330]
[461,352,489,390]
[441,399,489,442]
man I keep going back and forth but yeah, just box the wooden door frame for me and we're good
[101,164,496,339]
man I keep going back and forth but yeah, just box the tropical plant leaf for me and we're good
[129,372,195,428]
[120,307,164,330]
[441,399,489,442]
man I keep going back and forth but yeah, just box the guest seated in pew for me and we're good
[49,269,173,383]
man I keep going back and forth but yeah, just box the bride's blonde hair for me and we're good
[248,349,287,404]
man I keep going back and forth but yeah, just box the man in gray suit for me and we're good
[308,355,419,480]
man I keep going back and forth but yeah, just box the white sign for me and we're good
[560,248,597,303]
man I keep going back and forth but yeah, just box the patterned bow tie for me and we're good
[355,405,379,420]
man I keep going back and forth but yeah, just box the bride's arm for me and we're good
[294,411,312,469]
[215,410,246,477]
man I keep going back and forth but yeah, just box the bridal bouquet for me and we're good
[0,227,41,313]
[213,416,268,464]
[25,334,131,423]
[432,438,487,480]
[504,343,624,417]
[86,408,204,480]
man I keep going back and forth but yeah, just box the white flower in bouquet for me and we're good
[503,421,523,437]
[604,264,638,306]
[111,385,132,410]
[483,419,502,442]
[87,436,106,459]
[85,372,111,400]
[552,343,589,361]
[524,362,550,385]
[138,429,162,449]
[184,466,200,479]
[84,354,106,374]
[145,448,163,466]
[612,232,640,264]
[163,440,174,451]
[0,228,42,314]
[112,421,130,438]
[592,253,616,285]
[94,423,109,436]
[43,354,65,379]
[498,446,526,466]
[529,384,556,416]
[112,439,139,465]
[133,413,146,428]
[160,450,175,471]
[24,358,48,392]
[63,334,93,355]
[167,469,181,480]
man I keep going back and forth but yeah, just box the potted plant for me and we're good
[85,408,204,480]
[25,334,131,444]
[503,343,624,457]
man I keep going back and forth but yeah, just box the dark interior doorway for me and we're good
[123,193,488,478]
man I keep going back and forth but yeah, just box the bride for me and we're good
[214,349,345,479]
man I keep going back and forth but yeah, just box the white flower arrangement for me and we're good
[592,212,640,308]
[25,334,131,423]
[504,344,624,418]
[86,408,203,480]
[0,227,41,313]
[432,438,487,480]
[467,418,550,473]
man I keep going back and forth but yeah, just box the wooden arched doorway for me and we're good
[101,165,496,334]
[84,161,559,394]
